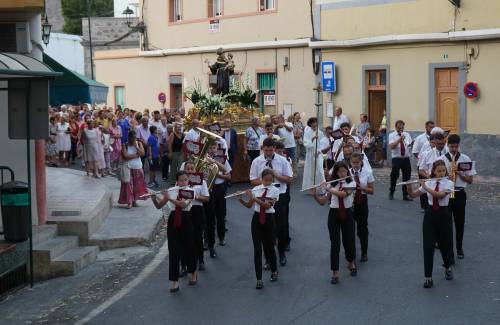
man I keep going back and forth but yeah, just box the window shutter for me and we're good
[208,0,214,17]
[169,0,174,22]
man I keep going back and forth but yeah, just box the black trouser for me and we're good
[449,190,466,253]
[207,183,226,248]
[284,187,291,245]
[390,157,411,197]
[161,154,170,179]
[418,174,429,210]
[228,150,234,168]
[328,208,356,271]
[191,205,206,264]
[274,194,288,255]
[251,212,278,280]
[353,195,369,255]
[69,141,78,162]
[423,207,453,278]
[167,211,196,281]
[248,150,260,163]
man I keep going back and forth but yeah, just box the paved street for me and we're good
[2,171,499,325]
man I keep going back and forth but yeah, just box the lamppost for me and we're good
[87,0,95,80]
[41,15,52,46]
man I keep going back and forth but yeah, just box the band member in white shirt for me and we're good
[259,122,280,152]
[250,138,293,266]
[275,141,293,252]
[150,171,197,292]
[408,160,455,289]
[438,134,476,261]
[205,142,232,258]
[388,120,412,200]
[333,106,350,131]
[237,169,280,289]
[419,133,448,177]
[350,153,375,262]
[320,126,337,171]
[311,161,357,284]
[412,121,435,159]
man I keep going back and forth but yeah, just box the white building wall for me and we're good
[42,33,85,75]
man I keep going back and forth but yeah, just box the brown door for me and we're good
[435,68,459,134]
[170,84,183,109]
[368,90,385,134]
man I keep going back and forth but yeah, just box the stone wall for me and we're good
[46,0,64,33]
[81,17,139,78]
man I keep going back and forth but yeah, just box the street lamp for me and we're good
[122,6,135,27]
[41,15,52,45]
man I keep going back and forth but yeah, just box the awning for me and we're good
[0,52,61,79]
[42,53,108,106]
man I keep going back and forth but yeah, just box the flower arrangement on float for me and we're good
[184,76,264,130]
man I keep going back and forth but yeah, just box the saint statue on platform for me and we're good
[208,48,234,95]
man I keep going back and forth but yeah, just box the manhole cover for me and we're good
[51,211,81,217]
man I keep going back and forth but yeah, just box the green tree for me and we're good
[61,0,113,35]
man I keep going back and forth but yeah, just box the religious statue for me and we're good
[208,48,234,95]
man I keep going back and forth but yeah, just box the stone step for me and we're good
[50,246,99,278]
[33,236,79,261]
[32,224,58,245]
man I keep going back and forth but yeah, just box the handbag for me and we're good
[120,162,130,183]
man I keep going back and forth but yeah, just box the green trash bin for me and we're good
[1,181,30,242]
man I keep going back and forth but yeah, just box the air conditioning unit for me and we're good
[0,22,32,53]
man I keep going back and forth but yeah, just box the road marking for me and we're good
[75,240,169,325]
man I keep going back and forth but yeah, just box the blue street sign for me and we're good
[322,61,336,93]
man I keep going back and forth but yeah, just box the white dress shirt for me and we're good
[328,181,356,209]
[252,185,280,213]
[184,128,201,143]
[249,154,293,194]
[335,152,373,173]
[388,131,412,158]
[438,152,477,189]
[419,147,448,174]
[333,114,349,131]
[350,167,375,194]
[276,122,296,149]
[412,132,430,155]
[192,180,209,206]
[167,186,194,211]
[320,136,336,160]
[214,160,232,185]
[418,179,454,206]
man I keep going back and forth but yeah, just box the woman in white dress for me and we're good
[302,117,325,191]
[56,115,71,166]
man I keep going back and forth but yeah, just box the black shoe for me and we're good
[445,269,453,281]
[264,263,270,271]
[198,262,205,271]
[389,192,394,200]
[270,272,278,282]
[349,266,357,277]
[256,280,264,290]
[209,248,217,258]
[423,279,434,288]
[331,277,339,284]
[360,254,368,262]
[219,240,226,246]
[170,286,180,293]
[279,254,287,266]
[457,249,464,259]
[403,196,413,201]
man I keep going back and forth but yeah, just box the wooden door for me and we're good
[368,90,385,134]
[435,68,459,134]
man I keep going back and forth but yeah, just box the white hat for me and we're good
[430,127,444,135]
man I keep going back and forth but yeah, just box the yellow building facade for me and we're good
[95,0,316,118]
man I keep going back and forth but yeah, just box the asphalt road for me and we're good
[83,177,500,325]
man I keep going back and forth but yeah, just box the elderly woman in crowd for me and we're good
[119,130,148,209]
[56,115,72,167]
[83,119,100,178]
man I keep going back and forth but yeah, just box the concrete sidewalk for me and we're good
[46,167,164,251]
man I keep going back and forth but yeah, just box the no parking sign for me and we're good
[464,82,479,99]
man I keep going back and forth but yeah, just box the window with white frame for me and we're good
[260,0,275,11]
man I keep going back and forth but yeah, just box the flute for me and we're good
[300,175,351,192]
[139,186,189,198]
[225,183,280,199]
[396,177,448,186]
